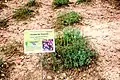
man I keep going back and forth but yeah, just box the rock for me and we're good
[20,62,24,66]
[31,18,36,21]
[115,45,120,52]
[83,74,86,77]
[1,74,5,77]
[61,73,66,77]
[20,56,24,60]
[60,76,64,79]
[47,75,52,80]
[15,58,22,65]
[60,73,66,79]
[57,71,60,73]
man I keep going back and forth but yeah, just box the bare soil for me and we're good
[0,0,120,80]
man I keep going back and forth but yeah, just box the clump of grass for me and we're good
[43,27,97,71]
[0,19,8,28]
[12,7,34,20]
[52,0,69,8]
[0,40,23,79]
[76,0,91,4]
[0,40,23,57]
[55,11,81,29]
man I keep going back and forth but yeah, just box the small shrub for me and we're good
[52,0,69,8]
[76,0,91,4]
[12,7,34,20]
[0,40,23,57]
[55,11,81,29]
[0,40,23,79]
[44,27,96,71]
[0,19,8,28]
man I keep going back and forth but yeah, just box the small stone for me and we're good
[47,76,52,80]
[61,73,66,77]
[115,45,120,51]
[31,18,36,21]
[57,71,60,73]
[5,0,7,3]
[20,62,24,66]
[1,74,5,76]
[60,76,64,79]
[20,56,24,60]
[69,76,72,78]
[15,58,22,65]
[83,74,86,77]
[60,73,66,79]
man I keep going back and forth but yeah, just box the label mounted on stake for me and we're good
[24,29,55,53]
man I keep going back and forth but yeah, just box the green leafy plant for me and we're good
[52,0,69,8]
[44,27,96,71]
[55,11,81,29]
[12,7,34,20]
[76,0,91,4]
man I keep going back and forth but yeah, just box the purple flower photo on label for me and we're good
[42,39,53,51]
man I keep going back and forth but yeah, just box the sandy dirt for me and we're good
[0,0,120,80]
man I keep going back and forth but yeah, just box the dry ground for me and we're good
[0,0,120,80]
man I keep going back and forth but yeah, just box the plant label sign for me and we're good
[24,29,55,53]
